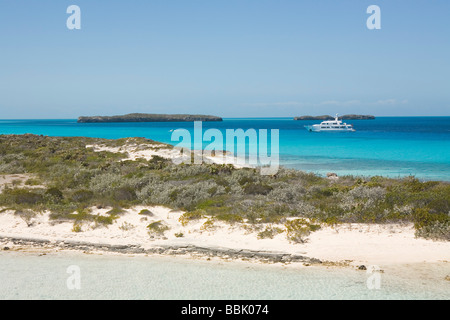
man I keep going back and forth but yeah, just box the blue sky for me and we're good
[0,0,449,118]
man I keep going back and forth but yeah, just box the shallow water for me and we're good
[0,251,448,300]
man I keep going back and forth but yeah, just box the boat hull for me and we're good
[305,125,355,132]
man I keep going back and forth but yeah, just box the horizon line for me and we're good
[1,115,450,120]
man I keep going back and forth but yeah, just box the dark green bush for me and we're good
[71,189,94,203]
[6,189,44,205]
[147,220,169,235]
[45,187,64,202]
[112,186,136,201]
[139,209,154,216]
[243,183,273,195]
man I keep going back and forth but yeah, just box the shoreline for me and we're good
[1,206,449,270]
[0,235,321,265]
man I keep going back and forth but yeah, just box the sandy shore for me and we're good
[86,141,252,168]
[1,205,449,269]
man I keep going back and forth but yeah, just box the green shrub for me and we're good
[284,219,317,243]
[138,209,154,216]
[147,220,169,235]
[179,210,204,226]
[216,213,244,224]
[14,209,37,227]
[72,223,82,233]
[148,155,170,170]
[112,186,137,201]
[238,176,254,186]
[243,183,273,195]
[106,207,125,216]
[7,189,44,205]
[71,190,94,203]
[415,220,450,241]
[257,226,284,239]
[95,214,116,226]
[45,187,64,202]
[200,218,215,231]
[24,179,40,186]
[413,207,449,235]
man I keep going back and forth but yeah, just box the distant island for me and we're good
[77,113,223,123]
[294,114,375,120]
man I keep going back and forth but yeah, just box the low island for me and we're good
[294,114,375,120]
[78,113,223,123]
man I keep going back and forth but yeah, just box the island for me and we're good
[294,114,375,120]
[77,113,223,123]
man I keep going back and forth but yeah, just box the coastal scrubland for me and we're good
[0,134,448,242]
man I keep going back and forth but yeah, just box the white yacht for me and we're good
[305,114,355,132]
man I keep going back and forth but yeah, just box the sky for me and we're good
[0,0,449,118]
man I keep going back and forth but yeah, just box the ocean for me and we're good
[0,117,449,181]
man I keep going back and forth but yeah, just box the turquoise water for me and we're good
[0,251,448,300]
[0,117,449,181]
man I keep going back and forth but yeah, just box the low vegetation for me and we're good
[0,134,449,240]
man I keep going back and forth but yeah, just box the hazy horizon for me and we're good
[1,114,450,120]
[1,1,449,118]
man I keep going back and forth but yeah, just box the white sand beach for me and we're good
[1,205,449,269]
[86,141,252,168]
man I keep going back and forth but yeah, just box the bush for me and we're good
[89,173,122,194]
[147,220,169,235]
[285,219,319,243]
[71,190,94,203]
[138,209,154,216]
[179,210,204,226]
[14,209,37,227]
[200,218,215,231]
[106,207,125,216]
[112,186,137,201]
[7,189,43,205]
[243,183,273,195]
[95,214,116,226]
[415,220,450,241]
[72,223,82,233]
[257,226,284,239]
[45,187,64,202]
[216,213,243,224]
[413,207,449,241]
